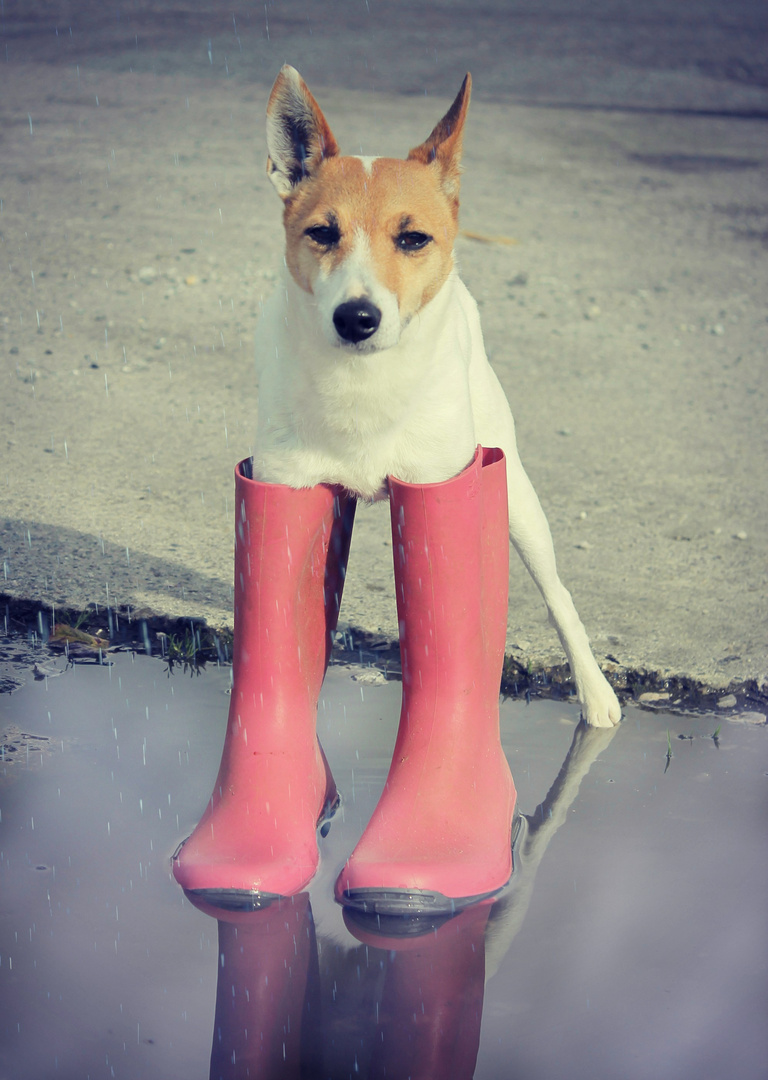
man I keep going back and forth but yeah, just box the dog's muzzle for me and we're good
[333,298,382,344]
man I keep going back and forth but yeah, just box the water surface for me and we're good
[1,652,766,1079]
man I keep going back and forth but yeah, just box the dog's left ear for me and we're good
[407,74,471,204]
[266,65,340,200]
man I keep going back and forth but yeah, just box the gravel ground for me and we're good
[1,1,766,707]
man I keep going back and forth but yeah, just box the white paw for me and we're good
[581,677,622,728]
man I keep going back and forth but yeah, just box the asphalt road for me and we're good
[2,1,768,112]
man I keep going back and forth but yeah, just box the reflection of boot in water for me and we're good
[345,903,491,1080]
[173,459,355,902]
[187,893,319,1080]
[336,448,516,915]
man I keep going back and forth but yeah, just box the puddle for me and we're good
[1,651,766,1079]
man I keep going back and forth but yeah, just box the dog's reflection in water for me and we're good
[186,721,619,1080]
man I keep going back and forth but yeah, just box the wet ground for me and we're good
[1,648,766,1079]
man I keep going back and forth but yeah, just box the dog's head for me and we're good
[265,66,471,353]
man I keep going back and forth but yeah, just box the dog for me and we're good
[252,66,621,728]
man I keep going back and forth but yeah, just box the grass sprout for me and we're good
[664,729,673,773]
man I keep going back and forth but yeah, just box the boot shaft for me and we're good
[389,446,509,726]
[232,458,355,708]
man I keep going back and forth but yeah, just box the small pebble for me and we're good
[734,531,748,541]
[33,662,63,680]
[351,669,387,686]
[717,694,738,709]
[138,266,157,284]
[728,712,766,725]
[638,692,671,703]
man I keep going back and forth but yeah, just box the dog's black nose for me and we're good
[333,299,382,343]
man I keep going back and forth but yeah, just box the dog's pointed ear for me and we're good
[266,66,340,200]
[407,74,471,203]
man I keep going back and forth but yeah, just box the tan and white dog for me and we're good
[253,66,621,728]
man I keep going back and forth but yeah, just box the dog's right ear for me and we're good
[266,66,339,200]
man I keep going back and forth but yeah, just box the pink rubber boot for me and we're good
[173,458,355,902]
[335,447,517,915]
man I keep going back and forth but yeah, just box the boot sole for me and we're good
[338,885,504,917]
[338,812,522,917]
[184,887,285,912]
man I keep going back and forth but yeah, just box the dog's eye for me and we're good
[396,231,432,252]
[305,224,340,247]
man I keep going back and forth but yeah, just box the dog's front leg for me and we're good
[504,444,621,727]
